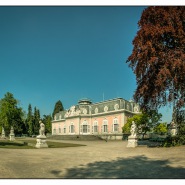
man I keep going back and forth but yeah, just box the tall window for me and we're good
[59,127,61,133]
[102,119,108,133]
[69,122,75,133]
[64,127,66,134]
[92,120,98,133]
[83,125,88,133]
[53,128,56,134]
[103,125,108,132]
[81,120,90,134]
[113,118,119,132]
[71,125,74,133]
[93,121,98,133]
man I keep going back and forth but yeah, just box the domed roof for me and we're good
[78,98,92,105]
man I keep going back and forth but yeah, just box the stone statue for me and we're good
[39,121,45,136]
[130,121,137,137]
[35,121,48,148]
[1,127,6,139]
[127,121,138,147]
[170,121,177,136]
[9,126,15,141]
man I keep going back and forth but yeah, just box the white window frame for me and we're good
[93,120,98,133]
[102,119,108,133]
[63,126,66,134]
[81,120,90,134]
[59,127,61,134]
[69,122,75,134]
[53,128,56,135]
[113,118,119,132]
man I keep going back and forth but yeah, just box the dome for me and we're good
[78,98,92,105]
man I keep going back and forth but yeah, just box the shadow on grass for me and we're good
[0,140,33,149]
[50,155,185,179]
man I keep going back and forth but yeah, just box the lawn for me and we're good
[0,138,86,149]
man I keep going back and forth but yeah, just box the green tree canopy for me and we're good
[0,92,25,135]
[25,104,34,136]
[122,110,162,138]
[52,100,64,119]
[153,122,167,135]
[33,107,40,135]
[42,114,52,134]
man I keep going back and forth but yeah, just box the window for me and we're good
[113,118,119,132]
[95,108,98,114]
[53,128,56,134]
[69,122,75,133]
[83,125,88,133]
[81,120,90,133]
[94,126,98,132]
[59,128,61,133]
[71,125,74,133]
[103,125,108,132]
[102,119,108,133]
[93,121,98,133]
[114,104,119,110]
[64,127,66,134]
[104,106,108,112]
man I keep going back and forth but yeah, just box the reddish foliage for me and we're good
[127,6,185,111]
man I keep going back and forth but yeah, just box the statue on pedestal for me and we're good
[130,121,137,137]
[9,126,15,141]
[1,127,6,139]
[35,120,48,148]
[169,121,177,136]
[127,121,138,148]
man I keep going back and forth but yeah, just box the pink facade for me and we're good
[52,98,140,136]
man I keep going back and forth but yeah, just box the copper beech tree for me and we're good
[127,6,185,113]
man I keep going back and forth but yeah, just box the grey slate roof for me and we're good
[53,97,140,121]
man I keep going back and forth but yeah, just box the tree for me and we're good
[33,107,40,135]
[127,7,185,112]
[0,92,25,135]
[153,122,167,135]
[122,110,162,138]
[42,114,52,134]
[52,100,64,119]
[26,104,34,136]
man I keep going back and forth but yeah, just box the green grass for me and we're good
[0,138,86,149]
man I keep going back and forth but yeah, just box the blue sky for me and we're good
[0,6,172,122]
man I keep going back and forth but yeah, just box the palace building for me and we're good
[52,97,141,139]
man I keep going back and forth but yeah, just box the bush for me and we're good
[162,136,181,147]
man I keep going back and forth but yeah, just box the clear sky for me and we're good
[0,6,172,122]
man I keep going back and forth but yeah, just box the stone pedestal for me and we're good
[9,126,15,141]
[35,135,48,148]
[1,127,6,139]
[127,135,138,148]
[9,134,15,141]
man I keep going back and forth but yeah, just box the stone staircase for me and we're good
[47,134,104,141]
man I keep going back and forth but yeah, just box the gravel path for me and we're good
[0,139,185,179]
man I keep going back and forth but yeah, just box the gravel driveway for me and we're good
[0,139,185,179]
